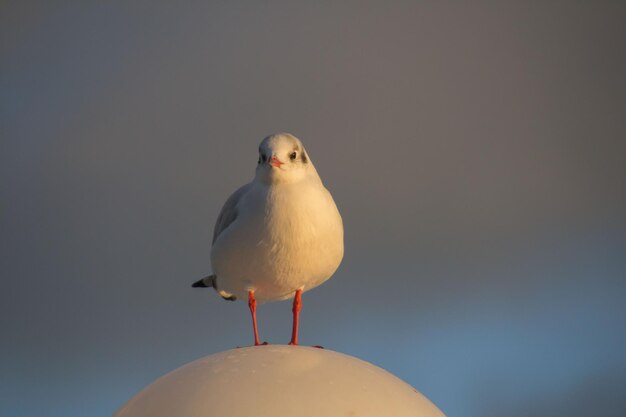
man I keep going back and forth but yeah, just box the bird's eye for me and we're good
[261,154,267,162]
[289,151,297,161]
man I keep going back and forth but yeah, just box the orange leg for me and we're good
[289,289,303,345]
[248,290,263,346]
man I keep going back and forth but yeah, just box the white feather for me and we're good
[210,133,344,302]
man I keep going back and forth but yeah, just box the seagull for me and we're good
[193,133,344,346]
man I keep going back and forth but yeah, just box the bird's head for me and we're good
[255,133,316,184]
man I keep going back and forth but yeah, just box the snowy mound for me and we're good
[113,345,445,417]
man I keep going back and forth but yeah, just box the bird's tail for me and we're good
[192,275,216,288]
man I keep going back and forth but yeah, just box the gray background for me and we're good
[2,1,625,416]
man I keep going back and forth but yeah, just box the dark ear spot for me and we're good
[301,150,308,163]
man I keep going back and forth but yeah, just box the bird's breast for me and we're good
[211,182,343,301]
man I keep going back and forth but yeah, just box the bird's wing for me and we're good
[212,183,251,245]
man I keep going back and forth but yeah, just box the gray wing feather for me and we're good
[212,183,251,244]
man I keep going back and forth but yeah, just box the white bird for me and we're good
[193,133,344,346]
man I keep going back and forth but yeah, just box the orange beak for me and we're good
[270,155,283,168]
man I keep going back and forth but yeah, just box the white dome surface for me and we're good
[113,345,446,417]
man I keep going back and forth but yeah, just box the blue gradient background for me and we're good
[1,1,625,416]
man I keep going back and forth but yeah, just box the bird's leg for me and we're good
[289,288,303,345]
[248,290,263,346]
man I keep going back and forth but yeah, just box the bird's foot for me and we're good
[235,341,268,348]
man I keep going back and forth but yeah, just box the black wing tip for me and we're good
[192,279,209,288]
